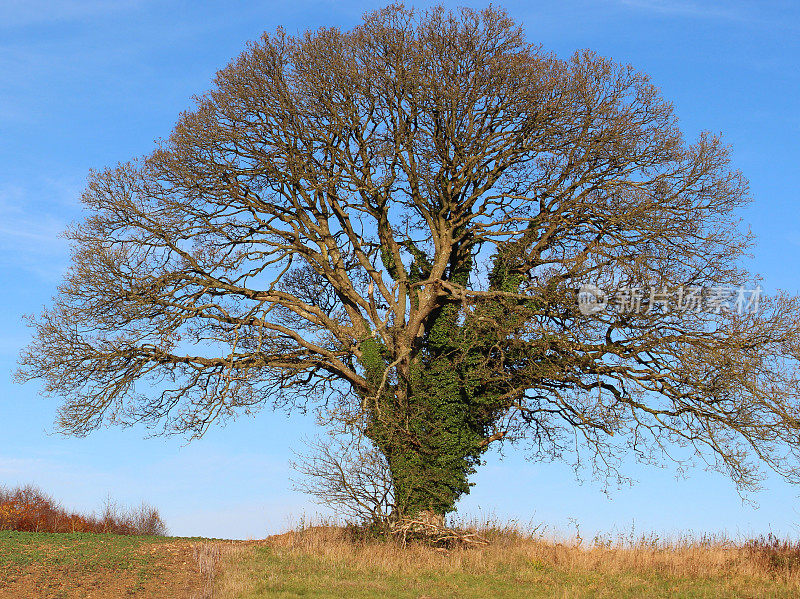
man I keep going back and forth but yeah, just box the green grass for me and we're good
[0,530,164,568]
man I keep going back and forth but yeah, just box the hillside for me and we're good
[4,526,800,598]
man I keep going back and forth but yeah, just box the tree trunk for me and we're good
[367,385,485,521]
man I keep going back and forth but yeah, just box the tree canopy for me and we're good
[18,4,800,518]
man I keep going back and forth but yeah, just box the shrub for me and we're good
[745,533,800,573]
[0,484,166,535]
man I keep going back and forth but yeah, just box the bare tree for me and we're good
[17,4,800,519]
[291,434,395,526]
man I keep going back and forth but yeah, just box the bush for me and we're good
[0,484,167,535]
[745,533,800,573]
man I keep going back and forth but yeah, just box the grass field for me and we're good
[4,526,800,598]
[212,526,800,599]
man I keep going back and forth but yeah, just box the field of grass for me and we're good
[212,526,800,599]
[4,525,800,598]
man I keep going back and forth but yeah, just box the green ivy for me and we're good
[358,236,538,518]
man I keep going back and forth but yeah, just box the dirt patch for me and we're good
[0,539,208,599]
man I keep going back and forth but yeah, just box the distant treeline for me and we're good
[0,484,166,535]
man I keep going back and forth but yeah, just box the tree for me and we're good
[17,4,800,521]
[291,434,396,527]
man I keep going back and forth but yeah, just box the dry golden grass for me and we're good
[211,524,800,598]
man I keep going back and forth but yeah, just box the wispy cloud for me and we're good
[0,0,146,28]
[614,0,747,21]
[612,0,800,33]
[0,180,81,280]
[0,456,47,477]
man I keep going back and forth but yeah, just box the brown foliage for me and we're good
[745,533,800,574]
[0,484,167,535]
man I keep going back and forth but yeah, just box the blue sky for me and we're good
[1,0,799,540]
